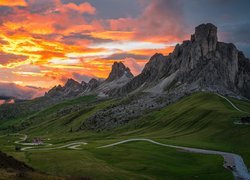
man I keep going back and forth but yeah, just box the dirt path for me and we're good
[99,138,250,180]
[216,94,245,113]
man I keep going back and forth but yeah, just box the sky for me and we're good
[0,0,250,98]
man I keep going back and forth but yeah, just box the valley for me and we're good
[0,93,249,179]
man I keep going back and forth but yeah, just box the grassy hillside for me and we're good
[0,150,63,180]
[0,92,249,179]
[116,93,250,165]
[0,95,114,134]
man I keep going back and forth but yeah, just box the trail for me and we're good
[216,94,244,112]
[99,138,250,180]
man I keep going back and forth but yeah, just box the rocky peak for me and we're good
[89,78,98,85]
[81,81,87,87]
[49,85,62,92]
[193,23,217,42]
[64,78,80,88]
[106,62,133,82]
[191,23,218,56]
[88,78,100,89]
[46,78,85,98]
[45,85,63,97]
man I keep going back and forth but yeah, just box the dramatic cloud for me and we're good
[0,83,47,99]
[0,0,249,97]
[107,0,186,43]
[0,52,27,65]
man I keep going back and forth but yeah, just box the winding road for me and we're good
[98,95,250,179]
[3,133,87,151]
[99,138,250,180]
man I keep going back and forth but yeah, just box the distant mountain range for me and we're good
[45,61,134,99]
[46,23,250,100]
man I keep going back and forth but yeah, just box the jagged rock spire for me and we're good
[106,62,133,82]
[191,23,218,56]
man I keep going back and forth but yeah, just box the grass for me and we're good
[0,92,249,179]
[0,139,232,179]
[113,93,250,166]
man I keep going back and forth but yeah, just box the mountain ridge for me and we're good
[45,23,249,101]
[110,23,250,99]
[46,61,134,98]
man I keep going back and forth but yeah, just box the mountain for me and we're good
[96,62,134,96]
[45,78,86,98]
[105,62,134,82]
[111,23,250,99]
[46,25,250,100]
[81,78,101,94]
[2,23,250,126]
[46,62,134,98]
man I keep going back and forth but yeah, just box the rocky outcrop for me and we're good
[191,23,217,56]
[45,78,86,98]
[63,78,85,96]
[96,62,134,96]
[88,78,101,90]
[111,23,250,99]
[80,78,102,94]
[105,62,133,82]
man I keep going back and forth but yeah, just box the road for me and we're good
[99,138,250,180]
[4,133,87,151]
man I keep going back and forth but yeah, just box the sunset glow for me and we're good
[0,0,249,98]
[0,0,184,91]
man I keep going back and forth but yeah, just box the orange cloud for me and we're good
[129,46,175,56]
[61,2,96,14]
[0,30,107,68]
[0,0,186,91]
[2,1,98,35]
[0,0,27,7]
[90,31,135,41]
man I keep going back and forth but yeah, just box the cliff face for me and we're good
[111,23,250,99]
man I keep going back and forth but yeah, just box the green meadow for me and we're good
[0,92,249,179]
